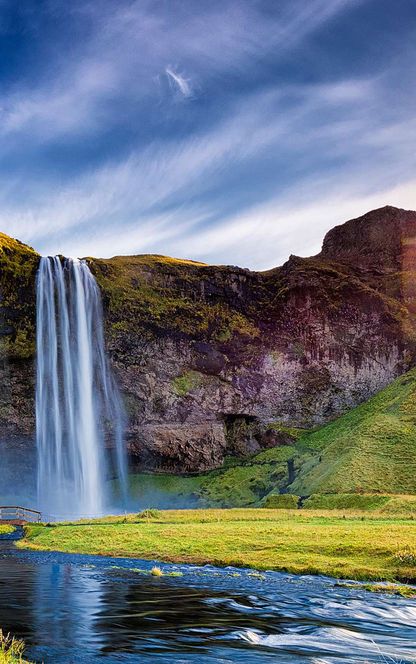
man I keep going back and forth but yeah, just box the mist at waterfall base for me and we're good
[35,256,128,519]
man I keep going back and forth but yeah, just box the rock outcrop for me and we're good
[2,206,416,475]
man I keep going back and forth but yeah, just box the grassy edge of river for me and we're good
[0,630,32,664]
[17,508,416,584]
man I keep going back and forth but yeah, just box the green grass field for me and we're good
[20,508,416,583]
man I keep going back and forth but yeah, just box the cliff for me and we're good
[1,205,416,480]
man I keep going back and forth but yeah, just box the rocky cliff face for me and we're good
[2,206,416,476]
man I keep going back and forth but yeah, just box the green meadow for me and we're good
[20,506,416,583]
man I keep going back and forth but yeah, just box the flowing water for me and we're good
[36,257,127,518]
[0,533,415,663]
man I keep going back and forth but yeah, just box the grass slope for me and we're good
[290,368,416,495]
[21,508,416,582]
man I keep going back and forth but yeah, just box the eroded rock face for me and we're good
[2,206,416,474]
[129,422,227,473]
[320,205,416,270]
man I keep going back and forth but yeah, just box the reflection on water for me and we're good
[0,536,415,663]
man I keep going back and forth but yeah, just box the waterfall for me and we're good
[36,256,127,518]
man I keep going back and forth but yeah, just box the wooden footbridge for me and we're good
[0,506,42,525]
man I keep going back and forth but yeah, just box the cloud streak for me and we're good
[165,67,192,98]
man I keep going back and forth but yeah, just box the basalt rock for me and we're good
[2,206,416,474]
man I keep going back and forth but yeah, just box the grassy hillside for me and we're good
[290,367,416,495]
[123,368,416,508]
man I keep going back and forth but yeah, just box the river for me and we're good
[0,530,415,663]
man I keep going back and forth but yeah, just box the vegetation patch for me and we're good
[172,371,204,397]
[91,254,260,347]
[265,423,304,439]
[262,493,299,509]
[136,509,161,520]
[0,233,39,361]
[0,629,32,664]
[377,494,416,515]
[302,494,391,511]
[393,546,416,567]
[337,581,416,599]
[198,463,280,508]
[118,444,301,510]
[0,525,14,535]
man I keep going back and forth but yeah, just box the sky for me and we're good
[0,0,415,270]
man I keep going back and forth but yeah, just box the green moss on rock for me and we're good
[0,233,39,361]
[90,254,260,351]
[172,371,204,397]
[198,463,278,508]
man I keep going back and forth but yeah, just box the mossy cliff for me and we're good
[0,235,38,427]
[2,205,416,478]
[0,234,39,494]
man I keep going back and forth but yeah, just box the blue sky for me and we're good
[0,0,415,269]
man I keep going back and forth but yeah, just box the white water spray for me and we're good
[36,256,127,518]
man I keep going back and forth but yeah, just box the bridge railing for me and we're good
[0,506,42,522]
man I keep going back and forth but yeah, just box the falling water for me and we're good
[36,256,127,518]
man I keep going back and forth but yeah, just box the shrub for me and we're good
[393,547,416,566]
[262,493,299,509]
[136,509,161,520]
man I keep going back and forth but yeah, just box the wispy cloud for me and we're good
[0,0,368,145]
[2,67,415,267]
[165,67,192,98]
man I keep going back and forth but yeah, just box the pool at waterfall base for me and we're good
[0,531,415,663]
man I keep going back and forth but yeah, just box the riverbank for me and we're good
[0,526,13,536]
[20,508,416,582]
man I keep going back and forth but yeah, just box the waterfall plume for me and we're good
[36,256,127,518]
